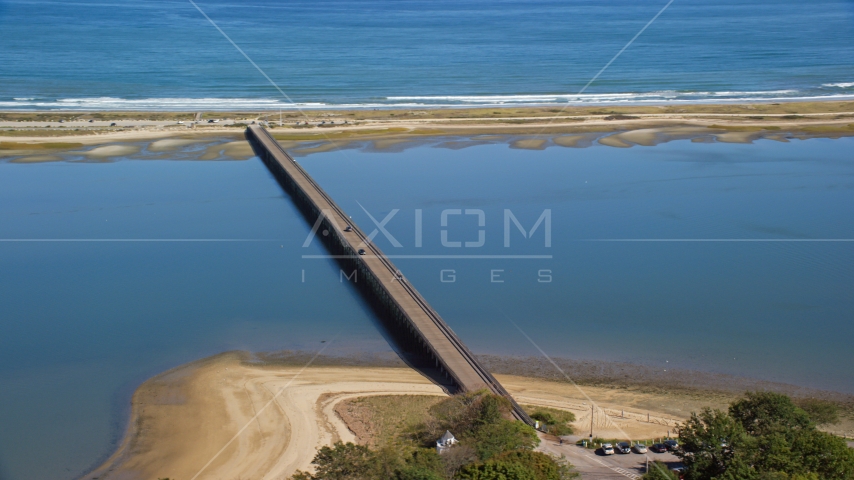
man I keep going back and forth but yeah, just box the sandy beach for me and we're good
[85,351,854,480]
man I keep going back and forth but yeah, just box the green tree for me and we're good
[472,420,540,460]
[456,460,538,480]
[529,408,575,436]
[673,392,854,480]
[791,429,854,479]
[493,450,561,480]
[796,398,840,426]
[641,461,678,480]
[294,442,377,480]
[729,392,812,437]
[678,408,751,479]
[397,448,444,480]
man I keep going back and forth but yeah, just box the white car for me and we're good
[601,443,615,455]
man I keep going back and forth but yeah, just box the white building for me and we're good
[436,430,457,454]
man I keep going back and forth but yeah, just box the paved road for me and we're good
[538,434,682,479]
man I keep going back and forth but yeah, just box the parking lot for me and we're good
[537,434,683,479]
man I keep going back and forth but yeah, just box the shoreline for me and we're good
[86,350,854,480]
[0,100,852,148]
[1,101,853,163]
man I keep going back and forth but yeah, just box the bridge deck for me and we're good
[246,125,531,423]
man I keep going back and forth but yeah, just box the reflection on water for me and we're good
[0,136,852,480]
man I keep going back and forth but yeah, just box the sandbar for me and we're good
[82,145,141,158]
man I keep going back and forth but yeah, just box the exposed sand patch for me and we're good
[292,141,352,156]
[611,126,716,147]
[198,141,256,160]
[148,138,201,151]
[598,134,633,148]
[609,129,659,147]
[220,140,255,159]
[497,375,700,441]
[552,135,588,148]
[370,138,414,150]
[510,138,547,150]
[763,134,791,143]
[83,145,141,157]
[714,131,760,143]
[90,354,445,480]
[9,154,64,163]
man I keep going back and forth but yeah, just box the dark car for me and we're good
[664,439,679,451]
[615,442,631,454]
[358,249,366,255]
[650,443,668,453]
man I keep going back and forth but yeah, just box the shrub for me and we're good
[472,420,539,460]
[493,450,561,480]
[456,460,538,480]
[795,398,840,426]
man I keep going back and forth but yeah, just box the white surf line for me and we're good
[188,335,338,480]
[578,0,676,96]
[187,0,297,108]
[186,0,350,151]
[536,0,675,133]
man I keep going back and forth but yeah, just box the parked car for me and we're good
[650,443,668,453]
[616,442,631,454]
[632,443,648,453]
[664,439,679,451]
[601,443,615,455]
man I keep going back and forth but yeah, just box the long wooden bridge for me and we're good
[245,125,532,425]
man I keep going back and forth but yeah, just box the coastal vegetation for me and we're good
[526,406,576,436]
[642,392,854,480]
[295,390,576,480]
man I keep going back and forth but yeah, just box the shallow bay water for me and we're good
[0,136,853,479]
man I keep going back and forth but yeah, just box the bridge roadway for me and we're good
[246,125,532,425]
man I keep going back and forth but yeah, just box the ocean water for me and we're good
[1,136,853,479]
[0,0,853,109]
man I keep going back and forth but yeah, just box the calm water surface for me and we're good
[0,137,853,479]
